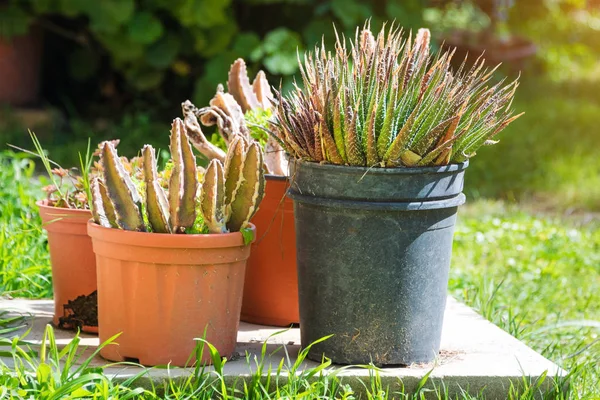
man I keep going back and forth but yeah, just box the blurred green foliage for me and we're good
[0,0,427,114]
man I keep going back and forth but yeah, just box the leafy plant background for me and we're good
[1,0,599,208]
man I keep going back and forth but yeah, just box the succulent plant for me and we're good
[91,118,265,235]
[181,58,287,176]
[271,23,523,167]
[200,137,266,233]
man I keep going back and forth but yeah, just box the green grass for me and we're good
[0,322,570,399]
[450,200,600,399]
[465,77,600,211]
[0,151,51,298]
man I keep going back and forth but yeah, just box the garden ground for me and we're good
[1,61,600,399]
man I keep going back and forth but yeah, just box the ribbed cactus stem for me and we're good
[223,136,247,211]
[226,142,265,232]
[142,145,171,233]
[91,177,116,228]
[169,118,198,233]
[200,159,227,234]
[101,141,145,231]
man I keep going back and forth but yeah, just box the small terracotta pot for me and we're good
[241,176,299,326]
[88,221,254,367]
[0,29,43,106]
[37,201,97,333]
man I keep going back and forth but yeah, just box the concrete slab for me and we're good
[0,297,565,399]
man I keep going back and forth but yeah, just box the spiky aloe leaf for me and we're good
[200,159,227,234]
[400,149,422,166]
[223,136,246,208]
[228,58,260,113]
[91,177,117,228]
[169,118,198,233]
[142,145,171,234]
[411,115,458,156]
[365,102,379,166]
[332,89,347,162]
[384,106,419,167]
[320,119,344,164]
[227,142,265,232]
[344,104,366,166]
[101,141,145,231]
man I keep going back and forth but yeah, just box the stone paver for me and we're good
[0,297,564,399]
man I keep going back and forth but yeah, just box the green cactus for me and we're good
[226,142,265,232]
[142,145,171,233]
[198,139,266,234]
[169,119,198,233]
[92,117,265,235]
[91,177,117,228]
[200,159,227,234]
[101,141,145,232]
[223,136,247,208]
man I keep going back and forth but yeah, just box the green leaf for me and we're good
[58,0,90,17]
[232,32,262,59]
[260,28,303,75]
[199,22,237,57]
[127,68,164,91]
[263,53,299,75]
[330,0,372,28]
[241,227,255,246]
[0,6,32,38]
[262,28,302,54]
[97,32,145,63]
[145,34,181,69]
[385,0,425,31]
[86,0,135,34]
[127,12,164,45]
[175,0,231,28]
[68,48,100,81]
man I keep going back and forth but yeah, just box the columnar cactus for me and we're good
[142,145,171,233]
[91,117,265,235]
[99,141,145,231]
[199,137,266,234]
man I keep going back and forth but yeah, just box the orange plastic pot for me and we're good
[37,201,97,333]
[241,175,299,326]
[87,221,254,367]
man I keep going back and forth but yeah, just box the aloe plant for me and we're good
[91,118,265,234]
[271,23,523,167]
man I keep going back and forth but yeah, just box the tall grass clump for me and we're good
[0,151,51,298]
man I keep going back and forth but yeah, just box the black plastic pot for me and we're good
[287,160,468,366]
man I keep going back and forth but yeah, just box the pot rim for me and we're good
[289,159,468,176]
[87,220,255,249]
[37,199,92,215]
[264,174,288,181]
[288,191,466,210]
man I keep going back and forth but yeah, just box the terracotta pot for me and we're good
[87,221,254,367]
[37,201,97,333]
[0,29,43,106]
[241,175,299,326]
